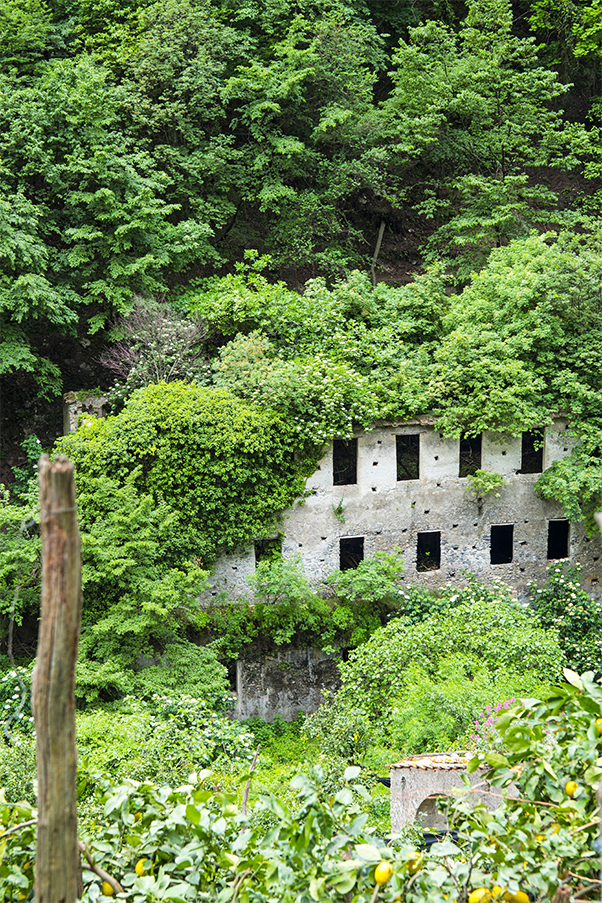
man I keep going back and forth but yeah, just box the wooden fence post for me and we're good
[32,455,83,903]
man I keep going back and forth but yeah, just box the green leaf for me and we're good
[563,668,583,690]
[466,756,481,774]
[354,843,382,862]
[185,804,200,825]
[484,753,511,768]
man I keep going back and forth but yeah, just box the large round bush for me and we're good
[57,381,306,563]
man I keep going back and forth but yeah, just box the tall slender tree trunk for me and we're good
[32,455,83,903]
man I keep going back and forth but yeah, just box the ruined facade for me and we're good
[205,417,602,603]
[389,753,511,831]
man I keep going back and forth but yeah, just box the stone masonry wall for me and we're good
[203,417,602,602]
[232,647,339,721]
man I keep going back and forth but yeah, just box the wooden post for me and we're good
[32,455,83,903]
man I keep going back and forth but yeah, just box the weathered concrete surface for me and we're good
[63,392,108,434]
[203,416,600,601]
[203,547,256,601]
[390,753,508,831]
[233,647,339,721]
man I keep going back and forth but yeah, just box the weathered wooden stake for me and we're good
[32,455,83,903]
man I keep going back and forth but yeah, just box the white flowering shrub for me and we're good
[529,562,602,675]
[0,667,33,738]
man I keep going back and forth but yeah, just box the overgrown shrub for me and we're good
[388,658,551,754]
[77,695,255,791]
[327,549,404,603]
[0,487,40,647]
[100,299,211,409]
[55,381,308,564]
[303,693,373,761]
[337,579,563,720]
[529,562,602,676]
[204,553,413,658]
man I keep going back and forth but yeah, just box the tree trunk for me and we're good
[32,455,83,903]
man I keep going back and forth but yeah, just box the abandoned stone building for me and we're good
[63,394,602,719]
[205,416,602,603]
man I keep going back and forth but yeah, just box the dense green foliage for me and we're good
[529,563,602,676]
[337,579,562,718]
[298,578,564,758]
[2,0,602,419]
[56,381,306,563]
[4,0,602,535]
[4,671,602,903]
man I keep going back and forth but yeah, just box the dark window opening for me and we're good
[547,520,569,560]
[396,434,420,480]
[333,438,357,485]
[520,429,544,474]
[340,536,364,570]
[459,434,482,477]
[491,524,513,564]
[254,536,282,565]
[417,531,441,571]
[227,662,238,694]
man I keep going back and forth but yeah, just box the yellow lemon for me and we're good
[135,858,146,877]
[374,861,393,886]
[551,824,560,834]
[512,893,529,903]
[536,834,544,841]
[492,887,504,898]
[102,881,114,897]
[134,812,142,822]
[596,718,602,735]
[468,889,491,903]
[406,852,423,875]
[565,780,578,798]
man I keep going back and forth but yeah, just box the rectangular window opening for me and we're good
[459,434,482,477]
[520,429,544,474]
[396,434,420,480]
[417,531,441,572]
[333,438,357,485]
[227,662,238,694]
[491,524,513,565]
[254,536,283,565]
[547,520,569,560]
[340,536,364,570]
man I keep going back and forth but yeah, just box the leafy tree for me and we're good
[530,563,602,675]
[535,422,602,534]
[0,0,52,78]
[115,0,247,243]
[377,0,590,277]
[0,486,40,651]
[220,8,386,270]
[74,472,222,702]
[0,53,210,390]
[431,232,602,434]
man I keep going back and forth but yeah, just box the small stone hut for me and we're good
[390,752,505,831]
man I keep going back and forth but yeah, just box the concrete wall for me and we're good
[63,392,108,434]
[204,417,601,602]
[232,647,339,721]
